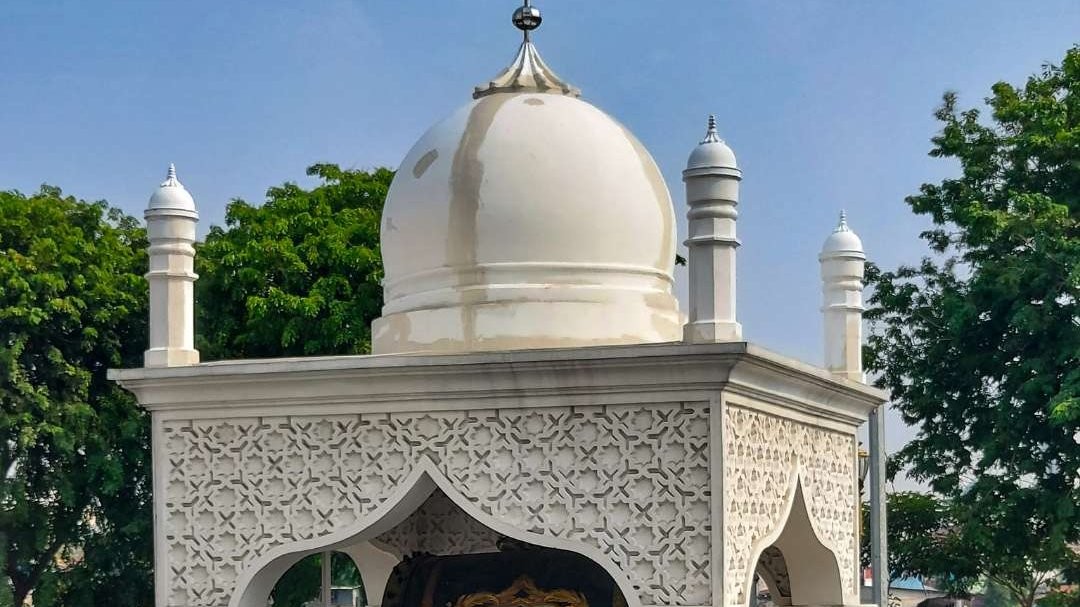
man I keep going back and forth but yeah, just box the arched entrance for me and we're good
[232,462,639,607]
[745,480,846,607]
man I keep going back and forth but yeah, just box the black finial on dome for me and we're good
[513,1,542,41]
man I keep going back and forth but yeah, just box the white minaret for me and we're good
[820,212,887,607]
[144,164,199,368]
[819,211,865,381]
[682,115,742,343]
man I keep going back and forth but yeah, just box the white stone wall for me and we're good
[159,403,712,607]
[116,344,881,607]
[722,404,858,606]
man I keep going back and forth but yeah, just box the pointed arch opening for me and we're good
[231,459,640,607]
[743,478,846,607]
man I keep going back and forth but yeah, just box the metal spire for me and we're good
[161,163,181,188]
[835,209,850,232]
[700,114,722,144]
[474,1,580,99]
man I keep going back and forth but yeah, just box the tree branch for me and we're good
[987,573,1027,606]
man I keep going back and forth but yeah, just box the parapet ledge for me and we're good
[109,341,886,428]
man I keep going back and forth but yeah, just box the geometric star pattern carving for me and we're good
[161,403,711,607]
[723,406,857,606]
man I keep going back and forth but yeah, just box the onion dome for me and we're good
[372,2,681,355]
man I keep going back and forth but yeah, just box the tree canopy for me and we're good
[865,46,1080,607]
[862,493,981,597]
[0,164,395,605]
[0,187,152,607]
[196,164,393,359]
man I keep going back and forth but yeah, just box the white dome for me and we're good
[820,212,864,256]
[148,164,196,213]
[686,115,738,173]
[373,91,682,354]
[687,141,737,171]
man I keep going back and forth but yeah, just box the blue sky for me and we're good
[3,1,1079,467]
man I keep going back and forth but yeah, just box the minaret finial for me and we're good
[512,0,542,42]
[161,163,182,188]
[701,114,722,144]
[836,209,849,232]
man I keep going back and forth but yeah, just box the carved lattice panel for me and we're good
[161,403,711,607]
[723,406,856,605]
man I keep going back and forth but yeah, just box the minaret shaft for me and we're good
[819,212,865,381]
[683,115,742,343]
[144,165,200,368]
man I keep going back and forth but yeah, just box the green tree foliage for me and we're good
[0,187,151,607]
[270,552,364,607]
[0,164,394,605]
[982,581,1020,607]
[196,164,393,359]
[865,47,1080,607]
[862,493,980,596]
[1039,586,1080,607]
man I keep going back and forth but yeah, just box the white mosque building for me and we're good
[111,5,888,607]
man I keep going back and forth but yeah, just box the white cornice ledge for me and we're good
[108,342,886,426]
